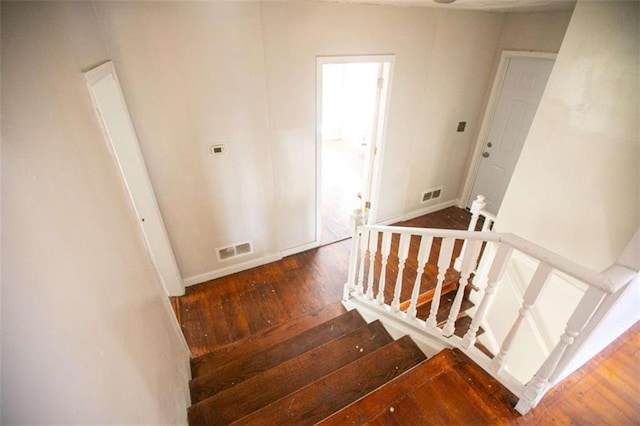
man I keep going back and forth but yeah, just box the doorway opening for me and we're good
[317,56,393,246]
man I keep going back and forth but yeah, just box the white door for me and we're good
[84,61,185,296]
[469,56,554,215]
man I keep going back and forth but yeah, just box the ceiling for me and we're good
[316,0,577,13]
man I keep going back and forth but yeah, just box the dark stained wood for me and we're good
[320,348,460,425]
[189,309,366,403]
[188,320,393,426]
[322,348,519,426]
[176,207,639,424]
[514,322,640,425]
[236,335,427,426]
[190,302,346,376]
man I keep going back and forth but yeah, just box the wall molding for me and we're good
[183,253,283,287]
[376,199,460,225]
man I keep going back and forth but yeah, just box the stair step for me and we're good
[416,287,474,323]
[188,320,393,426]
[319,348,459,425]
[235,335,427,425]
[398,280,458,312]
[189,309,367,403]
[190,302,346,378]
[321,348,518,425]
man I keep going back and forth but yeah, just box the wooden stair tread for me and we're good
[322,348,518,425]
[416,287,475,323]
[319,348,460,425]
[189,309,366,403]
[188,320,393,425]
[235,335,427,425]
[190,302,346,377]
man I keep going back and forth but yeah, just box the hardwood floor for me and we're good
[174,206,640,424]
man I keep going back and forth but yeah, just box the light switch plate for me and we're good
[210,144,227,156]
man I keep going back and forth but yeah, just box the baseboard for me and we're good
[279,240,320,258]
[376,199,459,225]
[183,253,283,287]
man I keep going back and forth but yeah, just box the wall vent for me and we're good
[420,187,443,204]
[216,241,253,261]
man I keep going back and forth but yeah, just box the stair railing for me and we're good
[343,211,638,415]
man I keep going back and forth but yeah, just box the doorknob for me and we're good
[482,152,490,158]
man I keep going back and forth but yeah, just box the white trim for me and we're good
[183,253,282,287]
[280,240,321,259]
[376,199,459,225]
[315,55,395,241]
[458,50,557,210]
[84,61,185,296]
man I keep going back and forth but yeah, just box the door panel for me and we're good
[469,57,555,215]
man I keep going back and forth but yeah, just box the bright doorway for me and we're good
[317,56,393,245]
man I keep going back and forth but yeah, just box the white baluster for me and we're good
[443,238,483,337]
[426,238,455,328]
[459,244,514,348]
[366,231,379,300]
[490,262,552,369]
[344,209,364,301]
[521,286,607,408]
[376,232,393,305]
[407,236,434,319]
[454,195,487,271]
[356,229,370,296]
[391,234,411,313]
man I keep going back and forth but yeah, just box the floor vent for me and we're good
[421,187,443,203]
[217,241,253,261]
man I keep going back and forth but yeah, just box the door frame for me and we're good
[315,55,395,243]
[459,50,557,211]
[84,61,185,296]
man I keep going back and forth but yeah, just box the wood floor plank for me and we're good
[189,309,366,403]
[174,207,639,424]
[319,349,459,426]
[236,336,427,426]
[190,302,346,376]
[188,321,393,426]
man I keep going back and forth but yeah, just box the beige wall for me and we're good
[91,2,529,280]
[497,0,640,270]
[93,2,278,279]
[460,9,572,207]
[1,2,190,423]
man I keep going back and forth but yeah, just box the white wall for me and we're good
[22,3,574,285]
[460,9,572,207]
[1,2,190,424]
[496,0,639,271]
[92,2,278,281]
[404,10,504,217]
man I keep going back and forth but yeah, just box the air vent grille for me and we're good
[420,187,443,204]
[216,241,253,261]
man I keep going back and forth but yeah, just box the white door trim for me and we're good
[84,61,185,297]
[315,55,395,242]
[459,50,557,210]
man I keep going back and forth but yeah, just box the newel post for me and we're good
[454,195,487,271]
[344,209,365,302]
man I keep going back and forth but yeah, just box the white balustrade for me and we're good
[407,236,433,319]
[366,231,379,300]
[426,238,455,329]
[489,262,552,370]
[356,229,369,296]
[376,232,392,305]
[391,234,411,313]
[343,215,637,415]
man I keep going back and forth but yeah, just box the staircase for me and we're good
[187,300,512,425]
